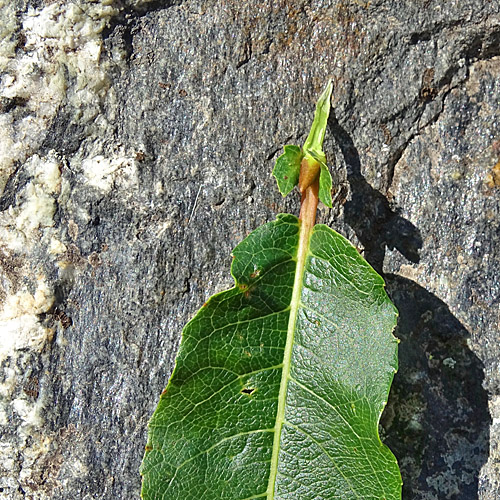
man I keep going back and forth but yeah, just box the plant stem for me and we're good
[299,177,319,227]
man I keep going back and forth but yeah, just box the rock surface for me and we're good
[0,0,499,499]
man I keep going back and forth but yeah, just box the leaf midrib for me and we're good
[266,216,314,499]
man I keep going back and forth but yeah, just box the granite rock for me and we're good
[0,0,499,499]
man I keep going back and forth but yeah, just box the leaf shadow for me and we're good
[384,274,490,499]
[328,114,422,273]
[328,116,491,499]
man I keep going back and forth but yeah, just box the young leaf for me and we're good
[318,160,333,208]
[272,145,303,196]
[141,83,401,500]
[302,80,333,166]
[307,149,333,208]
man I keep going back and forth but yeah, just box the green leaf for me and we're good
[318,160,333,207]
[303,80,333,166]
[141,213,401,499]
[307,149,333,208]
[272,145,303,196]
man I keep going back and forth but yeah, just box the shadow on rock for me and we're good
[384,275,490,500]
[328,114,422,273]
[329,116,490,499]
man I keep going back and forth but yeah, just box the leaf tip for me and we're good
[303,80,333,156]
[317,79,333,114]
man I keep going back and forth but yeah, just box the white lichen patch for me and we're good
[2,279,54,319]
[0,153,62,252]
[49,237,68,255]
[0,0,21,66]
[0,284,55,498]
[0,279,55,361]
[0,0,119,192]
[0,151,60,497]
[81,154,138,193]
[12,397,44,430]
[442,357,456,369]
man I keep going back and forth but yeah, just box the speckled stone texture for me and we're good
[0,0,499,499]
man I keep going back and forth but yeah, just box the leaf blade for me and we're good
[141,215,401,500]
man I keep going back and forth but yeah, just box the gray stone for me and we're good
[0,0,499,499]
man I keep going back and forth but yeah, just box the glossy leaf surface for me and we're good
[141,214,401,499]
